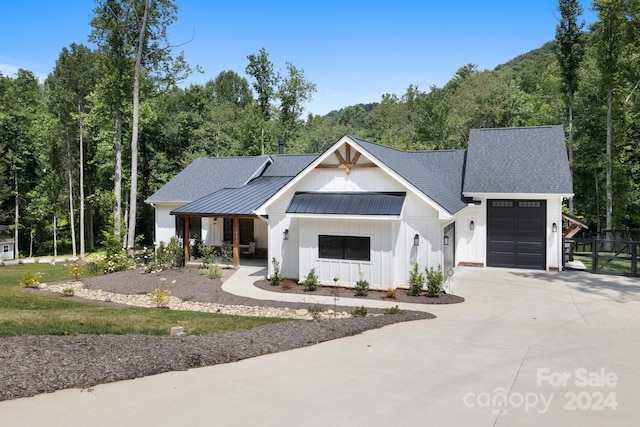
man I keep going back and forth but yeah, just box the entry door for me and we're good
[487,200,546,270]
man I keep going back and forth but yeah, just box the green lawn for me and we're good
[0,264,289,337]
[573,254,633,275]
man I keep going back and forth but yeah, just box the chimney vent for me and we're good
[278,140,284,154]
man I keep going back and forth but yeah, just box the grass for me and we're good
[0,264,290,337]
[573,253,633,275]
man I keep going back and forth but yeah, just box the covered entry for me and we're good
[487,199,546,269]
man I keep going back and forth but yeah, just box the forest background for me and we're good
[1,0,638,258]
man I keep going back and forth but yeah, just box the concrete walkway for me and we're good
[1,267,639,426]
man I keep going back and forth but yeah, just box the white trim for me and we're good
[464,192,573,199]
[287,213,403,221]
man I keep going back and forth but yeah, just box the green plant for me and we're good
[354,269,369,296]
[21,272,44,288]
[66,263,83,281]
[351,306,368,317]
[190,234,204,259]
[61,287,75,297]
[97,231,132,274]
[199,264,222,280]
[303,268,319,291]
[308,303,323,320]
[426,265,444,297]
[156,237,184,270]
[409,262,425,296]
[270,257,282,286]
[220,244,233,267]
[85,262,101,276]
[149,286,171,308]
[384,305,405,315]
[199,244,217,269]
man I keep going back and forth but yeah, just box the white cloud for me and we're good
[0,63,19,77]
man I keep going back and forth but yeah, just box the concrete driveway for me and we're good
[1,267,638,426]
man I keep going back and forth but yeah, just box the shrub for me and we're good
[66,263,83,281]
[354,270,369,297]
[351,306,368,317]
[21,272,43,288]
[270,257,282,286]
[61,287,75,297]
[149,287,171,308]
[199,264,222,280]
[384,288,397,299]
[220,244,233,267]
[308,303,322,320]
[426,265,444,297]
[384,305,406,315]
[85,262,101,276]
[303,268,318,291]
[199,245,217,269]
[408,262,425,296]
[156,237,184,270]
[97,231,132,274]
[190,234,204,259]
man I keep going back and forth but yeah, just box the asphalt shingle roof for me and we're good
[463,125,573,194]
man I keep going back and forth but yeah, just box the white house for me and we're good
[0,236,15,261]
[146,125,573,289]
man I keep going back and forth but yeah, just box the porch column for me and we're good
[184,216,190,262]
[233,217,240,268]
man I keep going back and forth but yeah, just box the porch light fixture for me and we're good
[552,223,558,233]
[470,221,475,230]
[413,234,420,247]
[283,229,289,240]
[444,235,450,246]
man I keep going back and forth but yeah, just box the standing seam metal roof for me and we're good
[286,192,406,215]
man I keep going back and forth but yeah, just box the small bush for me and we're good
[384,305,405,315]
[303,268,318,291]
[149,287,171,308]
[21,272,43,288]
[66,263,83,280]
[308,303,323,320]
[270,257,282,286]
[384,288,397,299]
[201,264,222,280]
[426,265,444,297]
[97,231,133,274]
[199,245,217,269]
[351,306,368,317]
[408,262,425,296]
[61,287,75,297]
[354,270,369,296]
[156,237,184,270]
[85,262,101,276]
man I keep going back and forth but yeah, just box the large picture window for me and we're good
[176,217,202,240]
[319,235,370,261]
[223,218,254,245]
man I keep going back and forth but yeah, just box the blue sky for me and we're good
[1,0,597,116]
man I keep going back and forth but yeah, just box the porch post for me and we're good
[233,217,240,268]
[184,216,190,263]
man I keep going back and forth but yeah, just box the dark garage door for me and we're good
[487,200,546,270]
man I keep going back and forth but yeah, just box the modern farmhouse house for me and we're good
[146,125,573,289]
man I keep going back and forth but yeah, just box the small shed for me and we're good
[0,236,15,261]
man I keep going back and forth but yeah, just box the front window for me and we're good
[176,217,202,240]
[223,218,254,245]
[2,245,8,253]
[319,235,370,261]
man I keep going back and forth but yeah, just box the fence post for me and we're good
[591,237,597,274]
[632,242,638,277]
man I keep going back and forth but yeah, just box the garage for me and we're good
[487,199,546,269]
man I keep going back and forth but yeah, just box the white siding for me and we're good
[154,202,183,245]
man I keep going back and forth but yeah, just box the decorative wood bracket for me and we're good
[316,144,376,174]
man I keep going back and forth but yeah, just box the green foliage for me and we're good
[149,286,171,308]
[199,264,222,280]
[97,232,132,274]
[155,237,184,271]
[303,268,318,291]
[190,234,203,259]
[307,303,322,320]
[65,263,83,280]
[21,272,44,288]
[384,305,405,315]
[408,262,425,296]
[199,244,217,269]
[270,257,282,286]
[61,287,75,297]
[350,306,368,317]
[426,265,444,297]
[354,271,370,297]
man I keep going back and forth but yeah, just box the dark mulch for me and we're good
[254,279,465,305]
[0,266,436,402]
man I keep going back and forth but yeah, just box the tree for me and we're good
[210,70,252,107]
[276,62,316,149]
[246,47,278,154]
[556,0,585,215]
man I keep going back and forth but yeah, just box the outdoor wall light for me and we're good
[552,223,558,233]
[283,229,289,240]
[470,220,475,230]
[413,234,420,247]
[444,235,450,246]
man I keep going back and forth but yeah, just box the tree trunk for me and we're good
[605,14,614,235]
[66,134,77,258]
[53,213,58,257]
[78,108,86,258]
[114,107,123,238]
[14,172,19,260]
[568,90,574,216]
[126,0,150,254]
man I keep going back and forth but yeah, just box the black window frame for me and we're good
[175,216,202,240]
[223,218,255,245]
[319,235,370,261]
